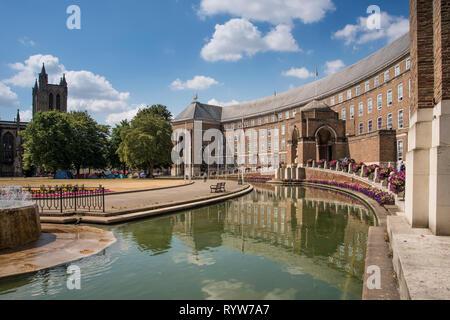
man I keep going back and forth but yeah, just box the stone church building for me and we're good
[0,64,68,177]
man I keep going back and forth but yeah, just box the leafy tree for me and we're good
[21,111,74,174]
[136,104,172,121]
[106,120,129,172]
[118,112,172,177]
[68,111,109,176]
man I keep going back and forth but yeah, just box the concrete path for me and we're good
[40,180,252,225]
[388,215,450,300]
[103,179,241,213]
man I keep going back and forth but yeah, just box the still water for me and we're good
[0,185,375,300]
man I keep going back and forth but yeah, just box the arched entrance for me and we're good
[315,126,336,162]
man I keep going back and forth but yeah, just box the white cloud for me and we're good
[201,279,298,300]
[333,12,409,46]
[170,75,219,91]
[282,67,314,79]
[207,98,240,107]
[18,37,35,47]
[324,60,345,75]
[0,82,19,108]
[19,109,33,122]
[199,0,335,25]
[4,54,130,115]
[105,105,145,126]
[201,19,299,62]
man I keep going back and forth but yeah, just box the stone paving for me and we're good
[388,214,450,300]
[103,179,241,213]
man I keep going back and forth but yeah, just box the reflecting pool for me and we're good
[0,185,376,300]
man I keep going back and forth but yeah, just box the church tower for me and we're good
[32,63,68,116]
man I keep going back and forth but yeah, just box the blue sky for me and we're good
[0,0,409,125]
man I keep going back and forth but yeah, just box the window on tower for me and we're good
[49,93,54,110]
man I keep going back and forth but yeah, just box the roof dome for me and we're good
[301,100,331,111]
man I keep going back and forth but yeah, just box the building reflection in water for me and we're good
[170,185,375,283]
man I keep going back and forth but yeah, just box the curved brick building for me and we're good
[173,32,412,176]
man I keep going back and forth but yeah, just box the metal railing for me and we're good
[26,185,105,214]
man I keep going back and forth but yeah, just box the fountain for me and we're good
[0,186,41,250]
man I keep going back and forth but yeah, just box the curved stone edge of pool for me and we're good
[0,224,116,280]
[269,181,401,301]
[41,184,254,225]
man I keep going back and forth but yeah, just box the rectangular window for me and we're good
[365,81,370,92]
[377,117,383,130]
[375,76,380,87]
[281,139,285,150]
[398,83,404,101]
[265,116,269,124]
[397,140,404,161]
[384,71,390,82]
[398,109,404,129]
[292,109,297,117]
[281,125,285,136]
[339,93,343,103]
[231,123,235,130]
[267,128,271,137]
[258,118,262,125]
[377,94,382,110]
[406,58,411,70]
[347,89,352,100]
[341,108,346,120]
[367,98,373,114]
[271,115,275,123]
[387,89,393,106]
[359,122,364,135]
[285,111,290,120]
[356,86,361,96]
[368,120,373,133]
[278,113,282,121]
[330,96,335,106]
[350,105,355,119]
[251,119,255,127]
[395,64,400,77]
[358,102,364,117]
[387,114,393,130]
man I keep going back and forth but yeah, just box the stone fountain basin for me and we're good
[0,203,41,250]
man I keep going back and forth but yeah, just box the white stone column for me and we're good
[292,167,297,180]
[286,167,292,181]
[405,108,433,228]
[428,100,450,235]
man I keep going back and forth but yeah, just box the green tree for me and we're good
[106,120,129,171]
[136,104,172,121]
[21,111,73,174]
[68,111,109,176]
[118,112,172,177]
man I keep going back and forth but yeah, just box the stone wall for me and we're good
[0,204,41,250]
[304,168,371,188]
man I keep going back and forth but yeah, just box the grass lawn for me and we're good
[0,178,187,192]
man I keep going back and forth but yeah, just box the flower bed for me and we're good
[388,170,405,194]
[283,179,395,205]
[27,186,113,199]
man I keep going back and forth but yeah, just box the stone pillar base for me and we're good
[429,100,450,235]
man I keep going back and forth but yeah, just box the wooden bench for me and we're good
[210,182,226,193]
